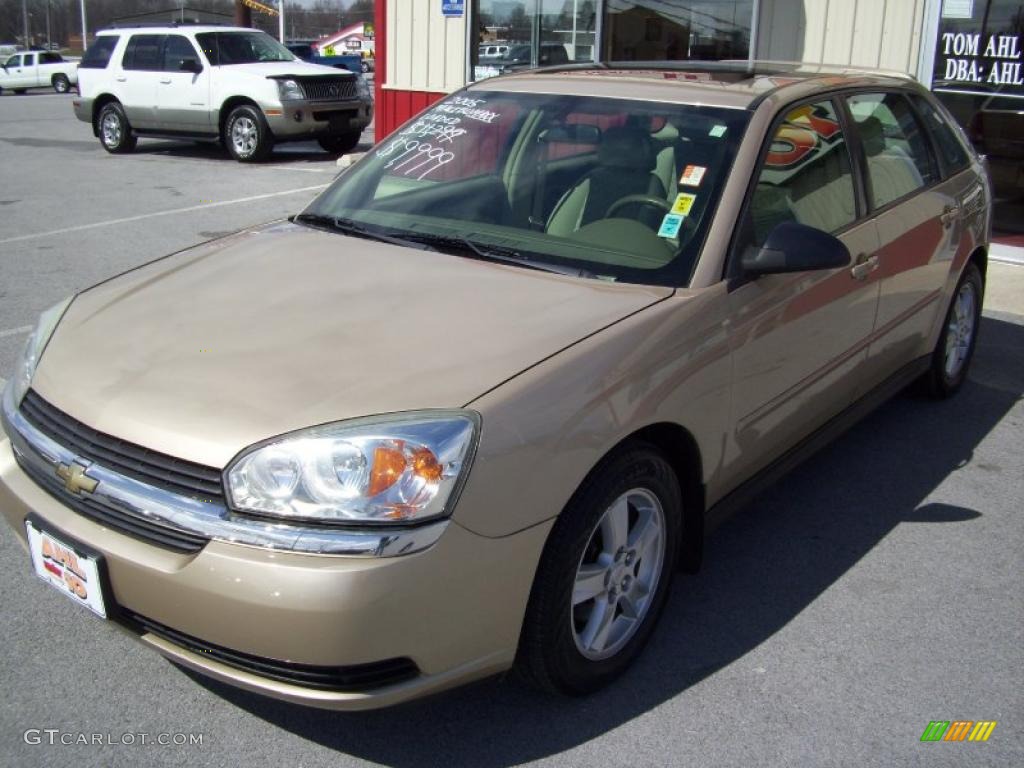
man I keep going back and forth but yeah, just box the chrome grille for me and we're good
[20,390,224,505]
[297,76,358,101]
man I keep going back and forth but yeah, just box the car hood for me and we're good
[229,60,355,78]
[32,222,670,469]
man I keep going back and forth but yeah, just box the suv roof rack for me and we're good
[105,20,233,30]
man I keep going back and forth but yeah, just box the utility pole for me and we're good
[279,0,285,43]
[46,0,52,50]
[80,0,88,52]
[22,0,30,47]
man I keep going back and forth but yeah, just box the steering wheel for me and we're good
[605,194,671,219]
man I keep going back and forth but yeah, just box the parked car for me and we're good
[72,25,372,160]
[0,51,78,94]
[1,64,989,710]
[0,44,19,59]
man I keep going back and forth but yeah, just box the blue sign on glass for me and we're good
[442,0,464,16]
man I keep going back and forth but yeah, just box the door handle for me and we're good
[115,76,127,82]
[159,79,172,84]
[850,253,879,281]
[940,205,961,228]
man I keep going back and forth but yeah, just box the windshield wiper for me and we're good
[393,233,595,278]
[290,214,432,250]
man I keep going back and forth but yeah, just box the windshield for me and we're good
[196,32,296,65]
[303,90,749,286]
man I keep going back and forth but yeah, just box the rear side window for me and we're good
[846,92,940,209]
[80,36,119,69]
[909,94,971,176]
[123,35,165,72]
[747,99,858,244]
[163,35,200,72]
[40,52,62,64]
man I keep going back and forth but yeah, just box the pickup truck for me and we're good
[0,51,79,94]
[285,42,365,75]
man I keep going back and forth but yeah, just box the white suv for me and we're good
[73,25,373,161]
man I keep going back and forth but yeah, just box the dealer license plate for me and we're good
[26,522,107,619]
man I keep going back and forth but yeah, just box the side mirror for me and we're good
[742,221,851,277]
[179,59,202,74]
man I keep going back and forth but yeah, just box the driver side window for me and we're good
[748,99,857,246]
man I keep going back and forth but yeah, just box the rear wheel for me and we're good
[97,102,137,153]
[919,262,983,398]
[517,444,681,695]
[52,74,70,93]
[13,88,26,94]
[224,104,274,162]
[317,131,361,155]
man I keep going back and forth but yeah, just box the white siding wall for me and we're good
[386,0,467,92]
[757,0,928,76]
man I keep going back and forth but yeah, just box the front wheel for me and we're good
[224,105,274,162]
[919,262,983,398]
[52,74,70,93]
[517,445,681,695]
[97,102,137,153]
[317,131,361,155]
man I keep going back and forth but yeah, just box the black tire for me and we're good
[13,89,26,94]
[919,261,983,398]
[517,444,681,695]
[224,104,274,162]
[317,131,361,155]
[96,102,137,154]
[52,74,70,93]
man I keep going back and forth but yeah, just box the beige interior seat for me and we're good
[546,126,667,236]
[858,116,924,208]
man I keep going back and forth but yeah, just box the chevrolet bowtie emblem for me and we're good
[56,462,98,495]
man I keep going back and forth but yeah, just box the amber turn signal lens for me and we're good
[411,447,444,482]
[367,445,407,496]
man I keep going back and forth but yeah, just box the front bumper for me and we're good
[264,98,373,140]
[0,398,550,709]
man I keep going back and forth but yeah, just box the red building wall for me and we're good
[373,0,447,141]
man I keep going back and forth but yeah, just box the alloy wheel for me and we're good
[231,116,258,157]
[571,488,666,661]
[944,280,977,378]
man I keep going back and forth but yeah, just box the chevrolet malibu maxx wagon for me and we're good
[0,63,989,709]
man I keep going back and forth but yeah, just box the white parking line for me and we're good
[0,326,33,339]
[0,185,328,246]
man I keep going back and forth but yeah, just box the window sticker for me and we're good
[679,164,707,187]
[658,213,684,239]
[671,192,697,216]
[709,124,727,138]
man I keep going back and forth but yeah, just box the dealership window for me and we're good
[603,0,754,61]
[472,1,755,80]
[930,0,1023,235]
[473,0,597,80]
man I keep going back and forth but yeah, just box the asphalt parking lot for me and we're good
[0,92,1021,768]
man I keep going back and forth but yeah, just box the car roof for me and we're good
[469,60,921,111]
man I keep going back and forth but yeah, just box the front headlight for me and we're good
[277,78,304,100]
[10,296,74,406]
[226,412,479,525]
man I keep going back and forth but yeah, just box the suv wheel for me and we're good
[318,131,361,155]
[97,102,137,153]
[225,105,274,162]
[52,74,70,93]
[517,444,680,695]
[919,261,984,398]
